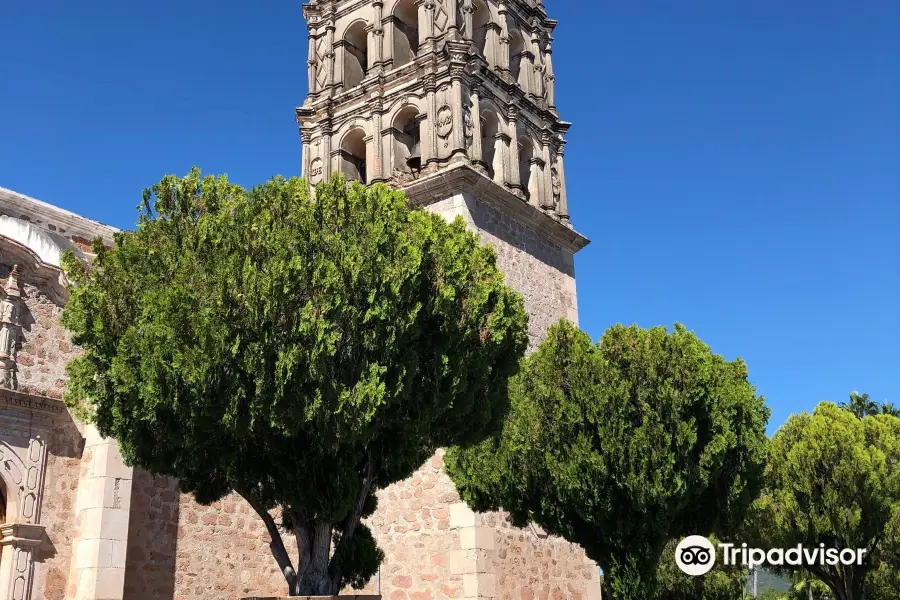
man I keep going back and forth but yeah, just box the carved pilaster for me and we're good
[325,23,337,92]
[529,19,544,100]
[544,39,556,111]
[469,86,485,171]
[0,266,24,391]
[372,1,385,70]
[418,0,436,49]
[424,74,439,164]
[506,106,523,198]
[555,138,569,224]
[497,2,510,72]
[371,97,387,182]
[540,131,555,212]
[0,523,44,600]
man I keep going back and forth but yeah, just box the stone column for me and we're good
[372,1,385,70]
[556,140,569,224]
[497,2,510,72]
[446,0,459,37]
[528,159,543,208]
[418,0,436,50]
[425,75,439,165]
[325,23,337,92]
[301,132,311,180]
[506,106,522,196]
[450,70,467,161]
[493,134,507,185]
[544,39,557,111]
[540,132,554,211]
[69,426,133,600]
[322,121,334,180]
[529,21,544,100]
[470,86,485,171]
[307,33,318,95]
[371,97,386,182]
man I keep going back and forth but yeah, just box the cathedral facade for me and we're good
[0,1,597,599]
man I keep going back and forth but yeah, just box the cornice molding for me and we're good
[401,164,589,254]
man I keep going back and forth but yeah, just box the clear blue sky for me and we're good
[2,1,897,433]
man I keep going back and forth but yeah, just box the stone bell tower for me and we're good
[297,1,598,598]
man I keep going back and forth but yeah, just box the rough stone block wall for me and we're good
[123,470,293,600]
[424,195,578,349]
[31,417,85,600]
[15,277,79,399]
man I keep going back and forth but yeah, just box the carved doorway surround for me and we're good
[0,389,59,600]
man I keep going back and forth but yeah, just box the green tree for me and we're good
[879,402,900,418]
[655,536,748,600]
[61,170,529,596]
[840,392,878,419]
[747,403,900,600]
[865,504,900,600]
[446,320,771,599]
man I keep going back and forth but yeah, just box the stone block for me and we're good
[95,566,126,599]
[459,526,494,550]
[78,506,131,540]
[586,581,603,600]
[448,549,476,575]
[91,441,134,480]
[449,503,476,529]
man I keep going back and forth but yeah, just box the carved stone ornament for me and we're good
[464,109,474,144]
[308,157,325,185]
[551,168,561,208]
[436,105,454,138]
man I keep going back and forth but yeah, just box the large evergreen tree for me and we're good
[446,320,770,599]
[747,402,900,600]
[61,170,529,595]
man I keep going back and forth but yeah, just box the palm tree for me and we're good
[880,402,900,418]
[840,391,878,419]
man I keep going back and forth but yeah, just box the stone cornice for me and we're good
[0,187,118,248]
[0,388,67,420]
[401,164,589,253]
[0,523,45,546]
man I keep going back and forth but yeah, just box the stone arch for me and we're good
[342,20,369,91]
[508,27,528,90]
[0,442,25,522]
[339,127,368,183]
[391,104,423,174]
[472,0,491,61]
[391,0,420,69]
[480,108,505,183]
[517,132,539,200]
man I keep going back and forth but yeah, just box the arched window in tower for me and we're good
[392,0,420,69]
[342,21,369,91]
[472,0,491,61]
[0,484,6,524]
[392,106,422,175]
[340,128,368,183]
[481,109,503,182]
[518,135,535,199]
[508,29,527,90]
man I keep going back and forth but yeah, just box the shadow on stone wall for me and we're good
[465,196,576,278]
[123,468,179,600]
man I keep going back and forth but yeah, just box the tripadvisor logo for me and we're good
[675,535,867,576]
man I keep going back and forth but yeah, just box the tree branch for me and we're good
[328,446,378,590]
[244,494,298,593]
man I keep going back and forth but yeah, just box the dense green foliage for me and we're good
[747,402,900,600]
[655,536,747,600]
[446,320,770,599]
[61,170,529,595]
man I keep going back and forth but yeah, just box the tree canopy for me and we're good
[61,170,529,595]
[746,402,900,600]
[654,536,747,600]
[445,320,770,599]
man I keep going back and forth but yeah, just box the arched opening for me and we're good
[518,135,534,199]
[392,0,420,68]
[509,29,527,89]
[392,106,422,174]
[342,21,369,91]
[340,128,368,183]
[0,484,6,524]
[473,0,490,60]
[481,110,502,181]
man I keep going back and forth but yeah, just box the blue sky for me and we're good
[2,1,897,433]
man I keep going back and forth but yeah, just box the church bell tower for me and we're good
[296,3,599,599]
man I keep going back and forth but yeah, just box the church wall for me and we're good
[0,268,87,600]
